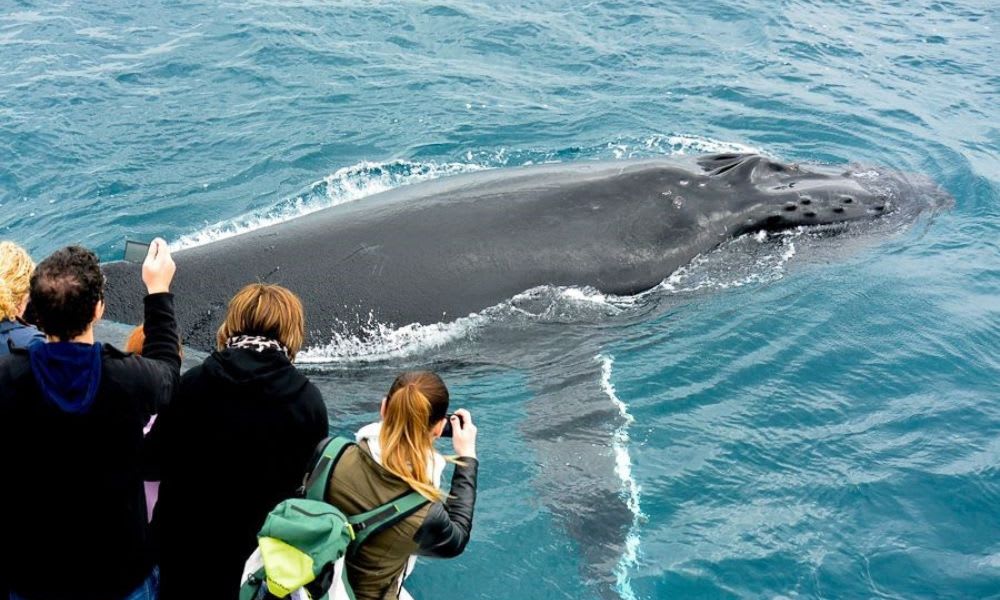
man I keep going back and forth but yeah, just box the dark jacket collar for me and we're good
[203,347,309,399]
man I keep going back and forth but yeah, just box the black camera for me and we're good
[440,413,465,438]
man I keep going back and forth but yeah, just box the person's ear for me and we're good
[93,299,105,323]
[380,396,387,419]
[430,418,446,439]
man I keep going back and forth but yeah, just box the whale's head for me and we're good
[698,153,952,235]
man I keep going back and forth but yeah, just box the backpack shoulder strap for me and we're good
[347,491,429,548]
[303,436,355,501]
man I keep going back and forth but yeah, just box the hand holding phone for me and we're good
[124,240,151,263]
[140,238,176,295]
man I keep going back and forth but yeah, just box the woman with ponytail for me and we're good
[0,241,44,356]
[325,371,479,600]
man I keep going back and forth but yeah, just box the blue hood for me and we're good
[28,342,103,414]
[0,318,45,355]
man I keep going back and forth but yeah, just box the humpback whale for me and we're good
[103,153,943,348]
[101,152,947,597]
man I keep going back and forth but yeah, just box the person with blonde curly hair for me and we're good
[0,241,44,356]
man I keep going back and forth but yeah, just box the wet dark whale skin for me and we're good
[102,153,918,350]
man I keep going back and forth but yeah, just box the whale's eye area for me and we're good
[832,207,845,213]
[840,196,854,204]
[804,211,817,218]
[800,198,812,205]
[784,204,797,211]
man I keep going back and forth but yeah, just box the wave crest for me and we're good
[174,160,488,249]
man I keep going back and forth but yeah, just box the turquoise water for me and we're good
[2,1,998,598]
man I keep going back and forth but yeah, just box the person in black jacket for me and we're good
[145,283,329,600]
[0,240,180,600]
[324,371,479,600]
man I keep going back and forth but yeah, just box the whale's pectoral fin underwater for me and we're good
[523,357,635,598]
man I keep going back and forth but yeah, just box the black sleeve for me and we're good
[141,404,166,482]
[142,367,199,481]
[412,458,479,558]
[141,392,171,482]
[0,372,8,596]
[305,383,330,444]
[122,293,182,417]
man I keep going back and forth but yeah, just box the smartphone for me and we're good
[441,413,465,438]
[124,240,151,263]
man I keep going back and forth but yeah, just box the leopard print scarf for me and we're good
[225,335,290,359]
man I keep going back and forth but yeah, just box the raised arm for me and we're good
[117,239,181,416]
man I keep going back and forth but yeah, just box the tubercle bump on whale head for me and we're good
[697,153,952,236]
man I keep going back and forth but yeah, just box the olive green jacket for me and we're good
[326,429,479,600]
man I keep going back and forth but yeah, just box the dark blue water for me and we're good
[2,1,998,598]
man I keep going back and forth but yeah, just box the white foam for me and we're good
[599,354,644,600]
[511,285,641,314]
[584,133,765,162]
[658,230,799,295]
[649,133,762,157]
[296,286,638,364]
[297,310,488,364]
[174,160,488,250]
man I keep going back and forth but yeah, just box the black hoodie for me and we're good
[145,346,329,600]
[0,293,180,600]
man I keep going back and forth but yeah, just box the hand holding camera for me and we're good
[447,409,477,459]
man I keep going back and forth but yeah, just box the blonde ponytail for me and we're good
[0,241,35,321]
[380,376,449,502]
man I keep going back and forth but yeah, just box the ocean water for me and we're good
[2,1,998,599]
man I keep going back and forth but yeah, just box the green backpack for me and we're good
[239,437,428,600]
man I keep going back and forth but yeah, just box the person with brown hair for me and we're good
[0,240,180,600]
[0,241,44,355]
[145,283,329,600]
[324,371,479,600]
